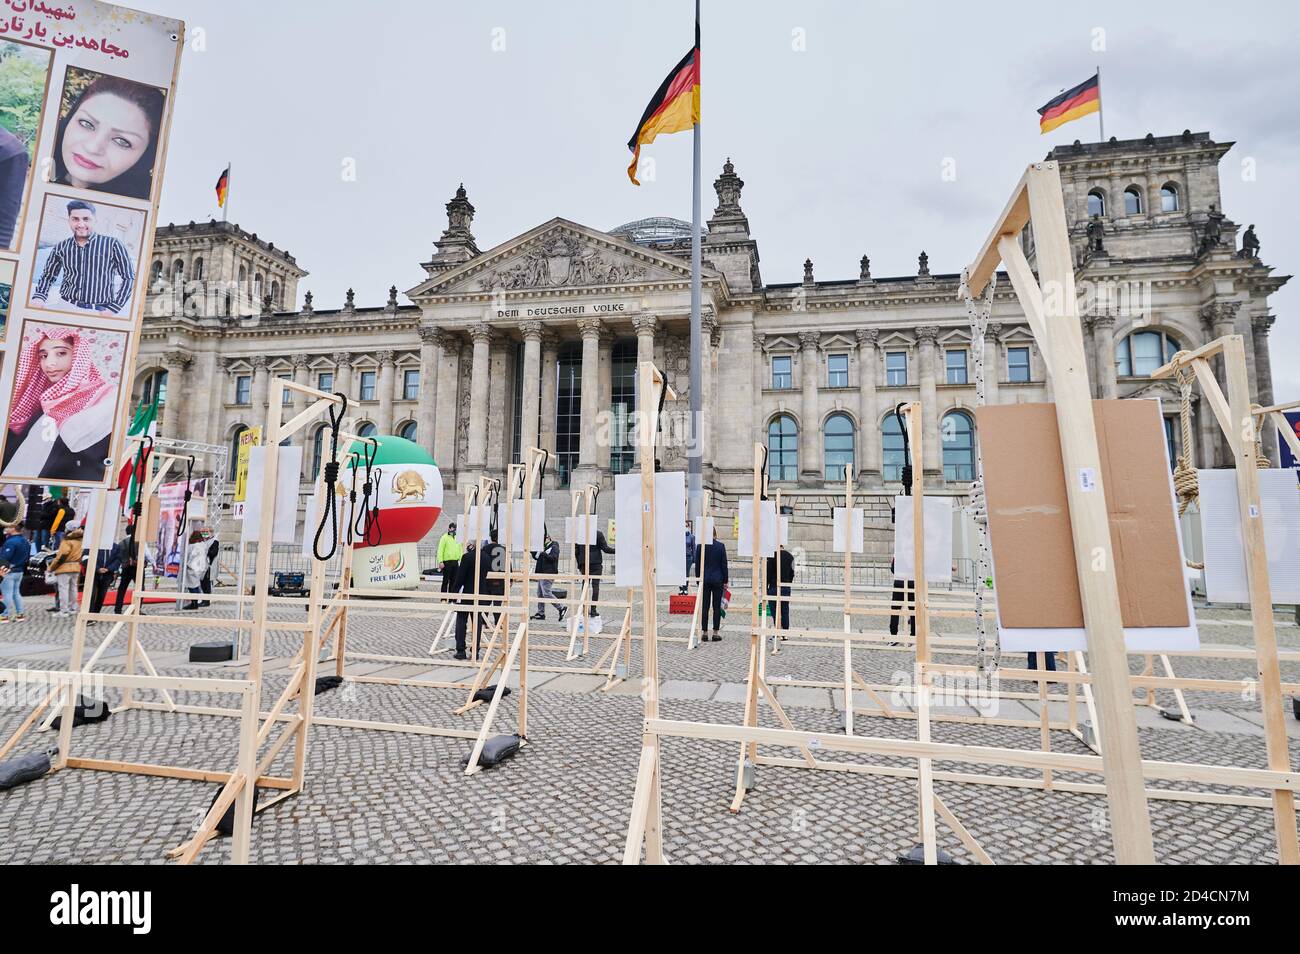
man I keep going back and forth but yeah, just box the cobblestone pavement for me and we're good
[0,588,1297,864]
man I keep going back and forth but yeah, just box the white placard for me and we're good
[564,513,599,545]
[241,447,302,544]
[83,490,119,551]
[695,516,716,544]
[778,515,790,547]
[892,496,953,582]
[614,471,687,588]
[832,507,864,554]
[738,499,777,557]
[499,499,546,552]
[456,506,492,544]
[1200,468,1300,604]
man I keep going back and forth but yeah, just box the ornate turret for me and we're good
[422,183,481,274]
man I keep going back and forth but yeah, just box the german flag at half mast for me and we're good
[1038,73,1100,134]
[214,164,230,207]
[626,26,700,185]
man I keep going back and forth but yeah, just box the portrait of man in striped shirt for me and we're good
[31,199,136,315]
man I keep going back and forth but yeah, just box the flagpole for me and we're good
[1096,66,1104,141]
[688,0,702,524]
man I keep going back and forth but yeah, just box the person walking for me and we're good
[114,530,139,614]
[766,545,795,634]
[680,522,696,595]
[48,525,83,616]
[198,530,220,607]
[452,533,506,659]
[530,529,564,622]
[182,529,212,610]
[573,528,614,618]
[0,522,31,622]
[695,528,729,643]
[89,539,122,614]
[436,521,462,594]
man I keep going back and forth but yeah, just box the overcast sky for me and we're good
[142,0,1299,402]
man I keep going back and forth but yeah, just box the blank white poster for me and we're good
[564,513,598,545]
[614,471,687,588]
[455,506,493,544]
[241,447,302,544]
[892,496,953,582]
[1200,468,1300,603]
[832,507,864,554]
[499,499,545,552]
[779,515,790,547]
[738,499,777,557]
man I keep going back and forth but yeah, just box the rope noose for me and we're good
[173,455,195,553]
[353,439,382,547]
[312,393,348,561]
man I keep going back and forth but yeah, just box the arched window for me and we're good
[193,257,204,280]
[1116,329,1179,378]
[882,414,906,482]
[149,260,164,286]
[171,258,184,283]
[311,424,326,478]
[1159,183,1179,213]
[228,425,248,481]
[238,265,247,285]
[357,421,378,438]
[1162,416,1179,471]
[941,411,975,482]
[1087,190,1105,218]
[141,369,168,407]
[823,413,854,482]
[1123,186,1143,215]
[398,420,417,442]
[767,414,798,481]
[271,280,281,307]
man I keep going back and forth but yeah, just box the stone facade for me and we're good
[136,133,1287,548]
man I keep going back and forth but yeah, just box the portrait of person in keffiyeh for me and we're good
[2,321,126,484]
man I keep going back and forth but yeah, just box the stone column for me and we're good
[597,328,614,472]
[376,350,396,433]
[574,319,603,484]
[752,332,766,445]
[519,320,543,455]
[161,351,190,440]
[701,314,718,466]
[632,314,658,463]
[856,328,878,481]
[332,352,354,431]
[1252,314,1278,464]
[539,333,559,480]
[289,354,310,478]
[1092,315,1118,399]
[466,322,493,471]
[917,326,941,477]
[433,334,461,478]
[416,327,442,452]
[1206,303,1240,466]
[798,331,820,483]
[250,355,270,426]
[291,354,310,415]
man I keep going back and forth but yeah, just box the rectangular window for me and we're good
[359,370,377,401]
[827,353,849,388]
[403,369,419,400]
[885,351,907,386]
[772,354,793,390]
[555,347,582,486]
[610,341,636,474]
[945,349,968,385]
[235,375,251,405]
[1007,347,1031,383]
[278,373,292,403]
[317,371,333,393]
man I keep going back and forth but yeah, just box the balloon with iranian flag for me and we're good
[345,435,443,589]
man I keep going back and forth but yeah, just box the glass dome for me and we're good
[608,216,705,246]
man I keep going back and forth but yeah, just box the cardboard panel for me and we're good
[498,499,545,552]
[977,400,1188,630]
[564,513,599,545]
[240,446,301,544]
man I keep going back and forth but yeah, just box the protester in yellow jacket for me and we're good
[436,523,462,594]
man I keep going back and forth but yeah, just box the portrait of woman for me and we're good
[50,67,167,202]
[2,321,126,484]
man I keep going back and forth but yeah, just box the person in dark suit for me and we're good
[766,546,795,634]
[90,540,122,614]
[695,529,729,642]
[451,535,507,660]
[113,532,139,614]
[573,529,614,617]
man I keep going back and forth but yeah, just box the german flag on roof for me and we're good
[626,23,700,185]
[1038,73,1100,134]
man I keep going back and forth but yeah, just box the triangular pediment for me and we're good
[407,218,718,299]
[1125,380,1194,404]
